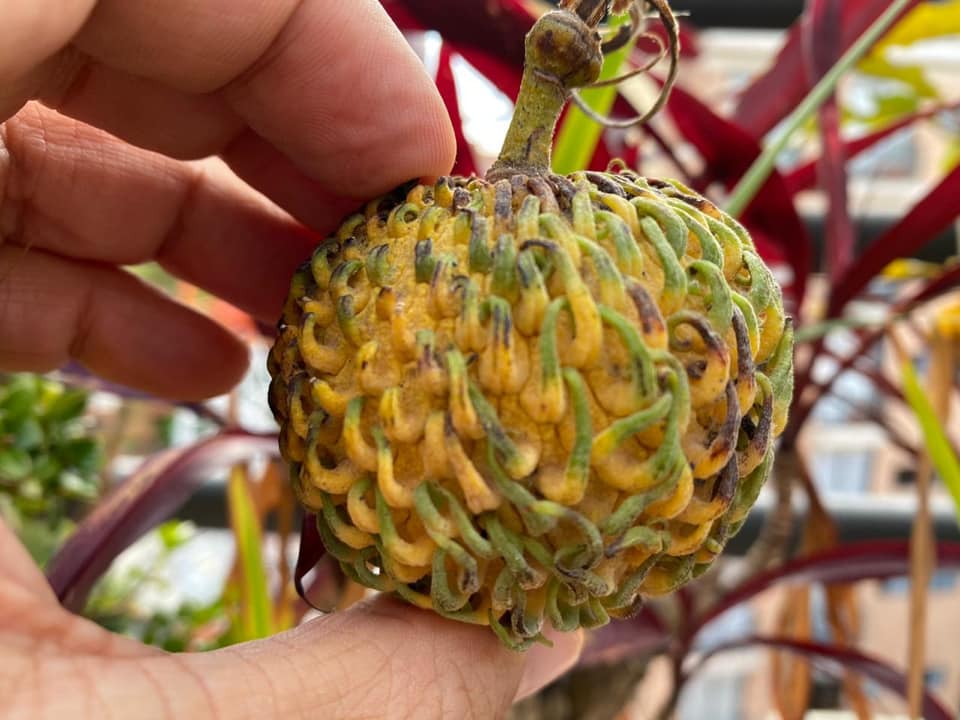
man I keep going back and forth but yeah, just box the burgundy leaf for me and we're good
[666,84,812,306]
[294,513,323,603]
[456,44,524,102]
[784,102,960,195]
[806,0,855,282]
[694,540,960,635]
[293,513,346,613]
[46,430,278,612]
[384,0,533,69]
[828,164,960,316]
[788,263,960,439]
[733,0,920,138]
[901,262,960,307]
[639,21,700,59]
[436,44,479,176]
[383,2,525,104]
[690,635,953,720]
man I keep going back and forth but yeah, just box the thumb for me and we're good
[183,595,583,719]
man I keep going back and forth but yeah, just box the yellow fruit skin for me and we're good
[268,170,792,649]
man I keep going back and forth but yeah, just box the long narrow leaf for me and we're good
[46,430,278,611]
[899,354,960,525]
[227,465,275,640]
[788,264,960,441]
[783,101,960,194]
[828,165,960,316]
[733,0,920,138]
[384,0,532,69]
[436,45,478,176]
[807,0,855,283]
[693,540,960,634]
[688,635,953,720]
[726,0,916,218]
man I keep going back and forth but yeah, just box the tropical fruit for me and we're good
[267,0,793,648]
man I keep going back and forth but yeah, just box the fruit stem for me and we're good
[561,0,611,26]
[486,8,604,181]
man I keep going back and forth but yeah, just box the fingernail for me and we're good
[514,628,584,701]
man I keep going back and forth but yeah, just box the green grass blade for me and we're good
[552,15,633,174]
[227,465,275,640]
[726,0,914,217]
[900,359,960,526]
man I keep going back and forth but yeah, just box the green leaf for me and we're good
[0,385,38,425]
[226,466,274,640]
[58,471,99,502]
[900,358,960,525]
[871,0,960,53]
[157,520,196,551]
[57,437,102,476]
[16,478,45,504]
[43,388,88,424]
[0,447,32,481]
[12,418,44,451]
[552,14,634,174]
[32,455,62,483]
[857,56,938,100]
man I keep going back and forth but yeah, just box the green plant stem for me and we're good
[726,0,914,217]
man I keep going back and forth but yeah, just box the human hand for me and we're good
[0,0,460,400]
[0,1,583,717]
[1,518,582,719]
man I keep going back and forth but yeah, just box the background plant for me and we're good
[9,1,960,718]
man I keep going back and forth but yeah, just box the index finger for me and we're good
[75,0,457,198]
[3,0,455,200]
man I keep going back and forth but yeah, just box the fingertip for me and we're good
[0,248,252,402]
[515,628,585,701]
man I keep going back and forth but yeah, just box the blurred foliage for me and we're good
[81,464,300,652]
[844,2,958,131]
[84,520,233,652]
[0,374,102,522]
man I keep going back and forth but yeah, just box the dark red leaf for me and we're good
[806,0,855,282]
[788,263,960,439]
[436,45,479,176]
[46,431,278,612]
[666,84,812,306]
[384,0,533,69]
[293,513,346,613]
[694,540,960,635]
[690,635,953,720]
[901,262,960,307]
[457,44,524,102]
[733,0,920,138]
[828,164,960,316]
[294,512,324,603]
[640,21,700,59]
[783,102,960,195]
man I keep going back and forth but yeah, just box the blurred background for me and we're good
[3,1,960,718]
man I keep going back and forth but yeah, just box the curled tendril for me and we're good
[570,0,681,129]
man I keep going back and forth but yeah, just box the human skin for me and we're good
[0,1,583,718]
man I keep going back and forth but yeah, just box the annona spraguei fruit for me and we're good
[268,0,793,649]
